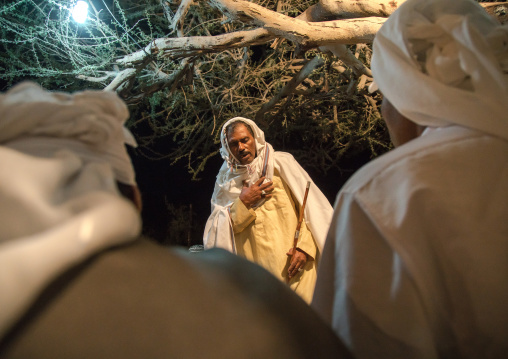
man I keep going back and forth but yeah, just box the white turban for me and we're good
[215,117,275,209]
[371,0,508,139]
[0,83,141,337]
[0,82,137,185]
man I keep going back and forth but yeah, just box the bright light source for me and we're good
[71,1,88,24]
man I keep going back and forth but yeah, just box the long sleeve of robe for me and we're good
[230,169,318,303]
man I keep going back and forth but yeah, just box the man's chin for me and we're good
[239,154,253,165]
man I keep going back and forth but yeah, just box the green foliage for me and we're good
[0,0,158,89]
[130,38,389,179]
[0,0,390,181]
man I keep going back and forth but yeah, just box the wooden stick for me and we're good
[287,181,311,283]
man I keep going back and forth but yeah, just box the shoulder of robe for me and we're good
[274,151,296,162]
[274,151,307,171]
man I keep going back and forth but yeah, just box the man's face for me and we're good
[227,123,257,165]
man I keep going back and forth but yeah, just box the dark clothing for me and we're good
[0,239,351,359]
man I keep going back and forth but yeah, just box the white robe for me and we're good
[312,126,508,358]
[203,117,333,255]
[313,1,508,356]
[204,151,332,255]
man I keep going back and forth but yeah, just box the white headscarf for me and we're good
[0,83,141,338]
[371,0,508,139]
[0,82,137,184]
[215,117,274,208]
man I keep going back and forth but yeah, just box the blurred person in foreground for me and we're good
[0,82,351,358]
[312,0,508,357]
[204,117,333,303]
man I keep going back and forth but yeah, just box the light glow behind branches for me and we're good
[71,1,88,24]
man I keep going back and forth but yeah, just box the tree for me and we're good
[1,0,505,244]
[2,0,504,175]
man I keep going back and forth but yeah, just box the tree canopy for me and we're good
[1,0,505,244]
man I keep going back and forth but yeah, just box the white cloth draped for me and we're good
[0,83,141,338]
[313,0,508,357]
[0,82,137,185]
[203,117,332,254]
[313,126,508,358]
[371,0,508,139]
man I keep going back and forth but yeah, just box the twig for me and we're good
[255,56,324,121]
[171,0,194,33]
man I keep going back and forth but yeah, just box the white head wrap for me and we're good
[371,0,508,139]
[0,82,142,337]
[215,117,274,207]
[0,82,137,184]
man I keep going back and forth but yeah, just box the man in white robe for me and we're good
[312,0,508,357]
[204,117,333,303]
[0,83,351,358]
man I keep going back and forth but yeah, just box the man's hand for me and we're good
[286,248,308,279]
[239,176,274,209]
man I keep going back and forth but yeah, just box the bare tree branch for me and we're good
[117,28,275,66]
[294,0,372,77]
[160,0,174,27]
[320,44,372,77]
[122,59,192,104]
[171,0,194,32]
[482,2,508,24]
[301,1,505,21]
[105,68,137,92]
[255,56,325,121]
[77,71,117,83]
[302,0,507,21]
[208,0,385,47]
[300,0,402,20]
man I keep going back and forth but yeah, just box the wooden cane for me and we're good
[287,181,311,283]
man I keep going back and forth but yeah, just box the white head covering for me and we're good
[0,82,137,184]
[371,0,508,139]
[215,117,274,208]
[0,83,141,338]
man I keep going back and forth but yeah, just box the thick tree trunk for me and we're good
[209,0,385,47]
[299,0,403,21]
